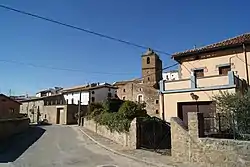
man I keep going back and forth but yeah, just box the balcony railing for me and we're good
[160,71,238,93]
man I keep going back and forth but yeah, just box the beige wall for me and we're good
[44,105,67,124]
[180,47,250,82]
[162,88,236,121]
[20,100,45,123]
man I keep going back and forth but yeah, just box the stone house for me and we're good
[159,33,249,125]
[114,49,162,117]
[62,83,117,105]
[20,94,86,124]
[0,94,21,119]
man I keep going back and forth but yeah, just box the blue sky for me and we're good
[0,0,249,95]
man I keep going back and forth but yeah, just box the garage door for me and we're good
[177,101,215,128]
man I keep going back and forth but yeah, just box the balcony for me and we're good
[160,71,239,94]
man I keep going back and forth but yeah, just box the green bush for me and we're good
[86,100,147,133]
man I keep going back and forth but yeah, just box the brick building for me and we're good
[114,49,162,117]
[0,94,21,119]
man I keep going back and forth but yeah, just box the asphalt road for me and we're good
[0,125,150,167]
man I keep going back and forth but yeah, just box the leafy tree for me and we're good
[213,90,250,139]
[102,99,124,113]
[118,101,147,119]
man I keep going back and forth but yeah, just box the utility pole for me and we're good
[78,91,82,126]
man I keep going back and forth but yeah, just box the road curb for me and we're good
[78,127,174,167]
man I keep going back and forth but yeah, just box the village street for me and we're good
[0,125,150,167]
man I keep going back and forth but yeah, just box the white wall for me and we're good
[64,92,89,105]
[163,71,179,81]
[63,87,117,105]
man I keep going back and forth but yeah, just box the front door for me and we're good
[177,101,215,127]
[56,108,61,124]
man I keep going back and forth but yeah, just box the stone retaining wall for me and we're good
[0,117,29,139]
[171,112,250,167]
[83,118,137,149]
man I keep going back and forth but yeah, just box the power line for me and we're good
[0,59,134,75]
[0,4,171,56]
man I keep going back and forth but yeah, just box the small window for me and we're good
[156,110,159,114]
[9,108,14,113]
[138,95,143,103]
[108,88,111,91]
[91,97,95,102]
[122,96,126,100]
[72,93,74,96]
[147,57,150,64]
[156,100,159,104]
[123,89,126,92]
[219,65,231,75]
[108,92,112,98]
[139,88,143,91]
[72,98,74,104]
[194,69,204,78]
[44,114,47,119]
[148,77,150,81]
[92,91,95,94]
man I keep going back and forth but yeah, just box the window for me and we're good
[72,98,74,104]
[139,88,143,91]
[44,114,47,119]
[92,91,95,94]
[9,108,14,114]
[194,69,204,78]
[147,77,150,81]
[156,100,159,104]
[91,97,95,102]
[108,88,111,91]
[108,92,112,98]
[122,96,126,100]
[147,57,150,64]
[137,95,143,103]
[156,110,159,114]
[219,65,231,75]
[123,89,126,92]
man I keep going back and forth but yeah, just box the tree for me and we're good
[118,101,147,120]
[213,90,250,139]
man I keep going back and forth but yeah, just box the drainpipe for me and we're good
[243,43,249,85]
[161,92,165,121]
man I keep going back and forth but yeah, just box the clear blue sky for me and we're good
[0,0,249,95]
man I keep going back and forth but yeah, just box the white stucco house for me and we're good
[162,70,179,81]
[62,83,117,105]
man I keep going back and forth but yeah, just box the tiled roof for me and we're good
[113,78,142,86]
[62,84,117,93]
[172,33,250,59]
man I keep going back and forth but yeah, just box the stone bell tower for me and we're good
[141,48,162,89]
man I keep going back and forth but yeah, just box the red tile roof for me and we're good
[172,33,250,59]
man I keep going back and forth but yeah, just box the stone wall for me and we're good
[83,118,137,149]
[171,112,250,166]
[116,82,160,117]
[0,117,29,139]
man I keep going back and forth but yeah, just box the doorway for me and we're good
[56,108,61,124]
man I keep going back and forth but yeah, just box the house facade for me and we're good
[36,87,63,98]
[115,49,162,117]
[0,94,21,119]
[20,94,86,124]
[63,83,117,105]
[159,33,250,124]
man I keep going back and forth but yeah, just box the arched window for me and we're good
[137,94,143,103]
[147,57,150,64]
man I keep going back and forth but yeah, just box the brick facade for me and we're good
[116,82,160,117]
[0,94,20,119]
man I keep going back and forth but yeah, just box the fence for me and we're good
[203,113,250,140]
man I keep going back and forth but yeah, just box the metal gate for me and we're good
[138,117,171,153]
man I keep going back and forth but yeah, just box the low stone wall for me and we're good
[83,118,137,149]
[0,117,29,140]
[171,112,250,167]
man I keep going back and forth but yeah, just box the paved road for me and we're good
[0,125,150,167]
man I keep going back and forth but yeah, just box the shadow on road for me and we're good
[0,126,46,163]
